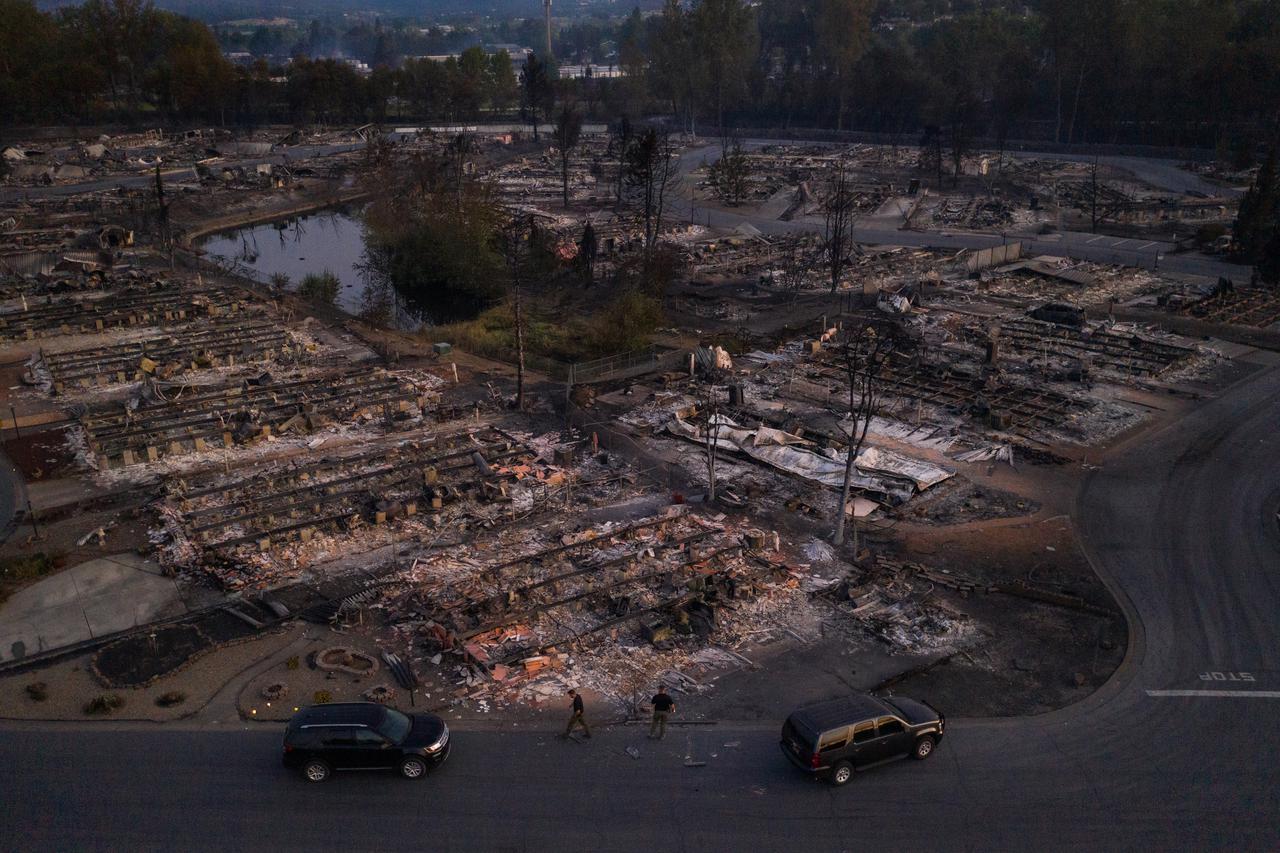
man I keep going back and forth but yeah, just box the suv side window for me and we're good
[355,729,387,746]
[818,726,850,752]
[876,718,906,737]
[321,728,357,747]
[852,722,877,743]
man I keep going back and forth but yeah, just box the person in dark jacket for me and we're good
[564,688,591,739]
[649,685,676,739]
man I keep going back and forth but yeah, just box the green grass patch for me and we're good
[0,553,55,605]
[424,290,663,365]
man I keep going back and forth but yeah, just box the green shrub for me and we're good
[1194,223,1227,245]
[298,271,341,307]
[155,691,186,707]
[0,553,54,583]
[285,655,300,671]
[589,289,662,355]
[84,694,124,715]
[313,690,332,705]
[25,682,48,702]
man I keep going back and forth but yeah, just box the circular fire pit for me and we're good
[261,682,289,701]
[362,684,396,704]
[315,647,380,676]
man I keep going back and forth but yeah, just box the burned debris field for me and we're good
[0,107,1268,729]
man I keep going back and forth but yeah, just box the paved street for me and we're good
[2,356,1278,851]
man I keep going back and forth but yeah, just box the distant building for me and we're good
[409,45,532,69]
[341,58,372,76]
[559,64,624,79]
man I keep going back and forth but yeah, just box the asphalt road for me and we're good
[3,358,1279,851]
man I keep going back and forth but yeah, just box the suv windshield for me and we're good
[376,708,412,744]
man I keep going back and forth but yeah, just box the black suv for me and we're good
[781,694,944,786]
[282,702,450,783]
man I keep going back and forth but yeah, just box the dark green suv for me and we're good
[781,694,944,786]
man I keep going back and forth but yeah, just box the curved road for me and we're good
[2,363,1278,850]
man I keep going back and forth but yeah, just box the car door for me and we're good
[320,727,360,768]
[848,721,878,768]
[352,727,398,769]
[865,717,911,763]
[815,725,851,769]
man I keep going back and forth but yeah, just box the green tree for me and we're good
[648,0,700,133]
[691,0,758,142]
[709,140,751,205]
[488,50,517,113]
[816,0,873,132]
[361,154,507,323]
[1236,147,1279,264]
[520,53,556,140]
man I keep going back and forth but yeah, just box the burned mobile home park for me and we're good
[0,105,1267,728]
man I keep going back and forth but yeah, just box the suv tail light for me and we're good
[283,745,294,753]
[810,752,821,769]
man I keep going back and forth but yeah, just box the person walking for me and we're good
[564,688,591,739]
[649,685,675,739]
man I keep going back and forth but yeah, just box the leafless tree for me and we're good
[153,162,172,266]
[500,216,534,410]
[776,237,815,304]
[702,386,723,504]
[553,103,583,209]
[448,132,476,210]
[608,115,633,209]
[1081,155,1131,233]
[625,127,677,256]
[823,162,857,294]
[832,323,898,548]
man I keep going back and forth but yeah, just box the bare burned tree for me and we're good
[776,237,815,304]
[625,127,677,256]
[448,132,477,209]
[500,215,535,410]
[823,162,857,294]
[609,115,633,209]
[153,162,172,266]
[553,103,583,209]
[1081,155,1131,233]
[832,322,898,548]
[702,384,723,504]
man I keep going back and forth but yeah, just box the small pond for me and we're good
[200,206,423,329]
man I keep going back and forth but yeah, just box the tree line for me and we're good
[3,0,1278,155]
[623,0,1280,153]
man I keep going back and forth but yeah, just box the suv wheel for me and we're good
[830,761,854,786]
[302,760,331,783]
[399,757,427,780]
[912,735,936,760]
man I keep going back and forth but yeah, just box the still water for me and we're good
[200,206,420,329]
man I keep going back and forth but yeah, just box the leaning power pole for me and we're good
[543,0,553,58]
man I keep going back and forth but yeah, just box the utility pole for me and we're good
[544,0,553,59]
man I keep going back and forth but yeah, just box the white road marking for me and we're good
[1112,239,1130,247]
[1147,690,1280,698]
[1086,235,1104,244]
[1136,241,1157,250]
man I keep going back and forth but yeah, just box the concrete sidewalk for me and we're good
[0,553,188,664]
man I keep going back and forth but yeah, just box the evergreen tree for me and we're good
[1235,146,1278,264]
